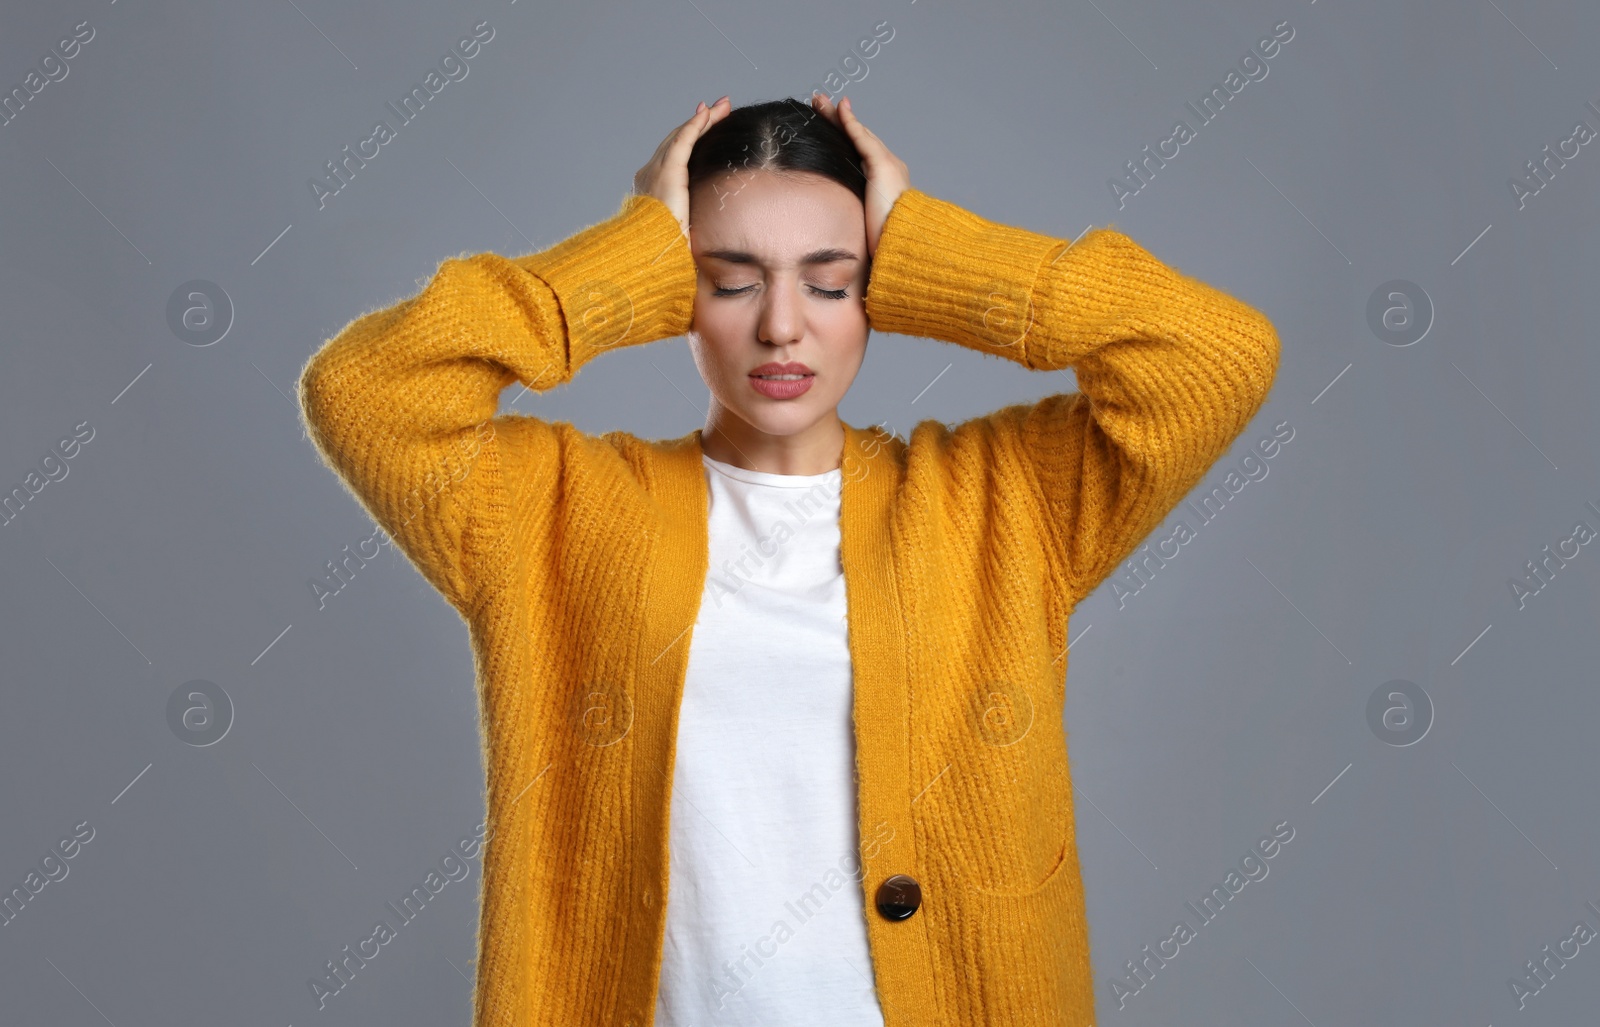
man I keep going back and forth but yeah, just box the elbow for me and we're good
[296,351,324,424]
[296,341,344,444]
[1208,308,1280,440]
[1257,309,1281,365]
[1240,308,1281,408]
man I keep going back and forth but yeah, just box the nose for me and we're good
[757,278,804,348]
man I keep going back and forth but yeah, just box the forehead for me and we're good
[689,169,864,263]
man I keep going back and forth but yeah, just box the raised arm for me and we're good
[864,187,1281,609]
[296,191,696,614]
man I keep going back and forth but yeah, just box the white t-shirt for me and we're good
[652,452,886,1026]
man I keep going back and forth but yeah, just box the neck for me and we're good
[699,405,846,475]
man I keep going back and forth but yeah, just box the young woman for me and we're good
[298,93,1280,1027]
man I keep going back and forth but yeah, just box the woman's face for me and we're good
[686,168,870,441]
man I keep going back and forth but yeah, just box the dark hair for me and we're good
[687,97,867,205]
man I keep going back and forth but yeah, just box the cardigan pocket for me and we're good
[961,838,1097,1025]
[927,673,1076,896]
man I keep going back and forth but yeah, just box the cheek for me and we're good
[689,309,748,380]
[812,302,870,348]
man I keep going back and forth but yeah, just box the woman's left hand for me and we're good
[809,92,910,258]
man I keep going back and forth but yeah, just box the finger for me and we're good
[836,95,871,137]
[678,101,711,136]
[667,103,712,159]
[837,96,891,161]
[691,100,717,138]
[651,103,705,167]
[699,95,733,136]
[839,95,878,139]
[817,93,841,128]
[809,91,842,129]
[681,96,731,152]
[832,96,877,154]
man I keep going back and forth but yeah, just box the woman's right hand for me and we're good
[632,96,732,239]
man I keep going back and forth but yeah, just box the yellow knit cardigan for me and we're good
[297,186,1280,1026]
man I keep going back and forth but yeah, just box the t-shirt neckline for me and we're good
[702,452,842,489]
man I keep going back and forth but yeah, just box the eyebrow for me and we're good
[701,247,861,266]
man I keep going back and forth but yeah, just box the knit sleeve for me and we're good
[296,191,698,613]
[863,187,1280,609]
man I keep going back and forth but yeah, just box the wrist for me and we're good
[864,189,1060,354]
[518,192,697,361]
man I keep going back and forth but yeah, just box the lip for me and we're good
[748,361,816,400]
[749,361,814,376]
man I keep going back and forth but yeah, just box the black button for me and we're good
[875,874,921,920]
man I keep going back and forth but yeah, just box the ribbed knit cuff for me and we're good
[517,192,698,367]
[864,188,1065,356]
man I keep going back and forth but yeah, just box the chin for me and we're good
[745,412,812,438]
[735,402,827,438]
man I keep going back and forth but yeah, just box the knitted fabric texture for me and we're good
[297,187,1281,1026]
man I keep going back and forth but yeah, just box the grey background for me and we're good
[2,0,1597,1023]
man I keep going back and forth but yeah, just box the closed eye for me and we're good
[712,284,851,300]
